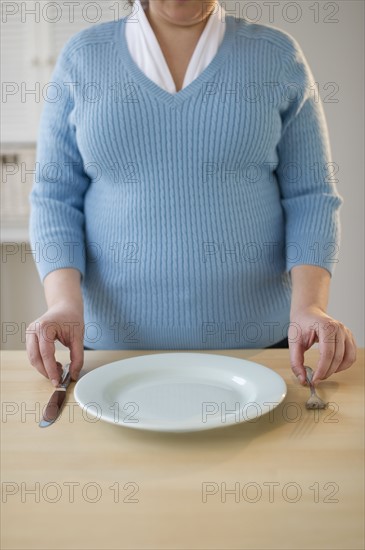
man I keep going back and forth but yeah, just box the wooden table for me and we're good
[1,349,364,550]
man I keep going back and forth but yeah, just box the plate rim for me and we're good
[74,352,287,432]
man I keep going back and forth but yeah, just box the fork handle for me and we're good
[304,365,316,391]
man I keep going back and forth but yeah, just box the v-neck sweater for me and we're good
[29,14,343,349]
[125,0,226,94]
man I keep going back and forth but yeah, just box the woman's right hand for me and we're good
[26,302,84,385]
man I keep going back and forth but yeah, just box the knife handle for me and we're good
[56,363,71,391]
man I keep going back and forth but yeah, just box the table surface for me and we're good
[1,348,364,550]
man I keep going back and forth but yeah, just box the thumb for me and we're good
[289,340,306,384]
[69,337,84,381]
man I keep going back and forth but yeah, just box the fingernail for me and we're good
[51,378,59,387]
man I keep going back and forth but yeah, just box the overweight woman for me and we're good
[26,0,357,386]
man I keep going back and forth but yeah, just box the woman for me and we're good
[26,0,357,386]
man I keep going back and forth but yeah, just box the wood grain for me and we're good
[1,348,364,549]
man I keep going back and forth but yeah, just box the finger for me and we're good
[38,323,60,386]
[336,331,357,373]
[312,321,337,385]
[26,330,48,378]
[289,340,306,384]
[307,329,318,348]
[69,337,84,381]
[324,329,346,379]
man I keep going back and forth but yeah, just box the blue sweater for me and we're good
[29,14,343,349]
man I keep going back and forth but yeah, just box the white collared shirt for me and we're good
[125,0,226,94]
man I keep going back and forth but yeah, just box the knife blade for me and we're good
[39,363,71,428]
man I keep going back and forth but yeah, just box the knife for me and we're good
[39,363,71,428]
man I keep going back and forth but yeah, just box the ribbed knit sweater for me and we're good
[29,14,343,349]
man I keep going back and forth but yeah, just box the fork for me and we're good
[304,366,328,410]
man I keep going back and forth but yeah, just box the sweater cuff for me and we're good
[285,232,340,277]
[30,240,86,284]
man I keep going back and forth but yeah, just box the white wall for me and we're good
[1,0,364,349]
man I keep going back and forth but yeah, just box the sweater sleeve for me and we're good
[29,39,90,283]
[275,36,343,277]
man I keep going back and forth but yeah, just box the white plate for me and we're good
[74,353,287,432]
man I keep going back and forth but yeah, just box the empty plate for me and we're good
[74,353,287,432]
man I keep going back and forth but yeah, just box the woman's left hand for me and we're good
[288,305,357,386]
